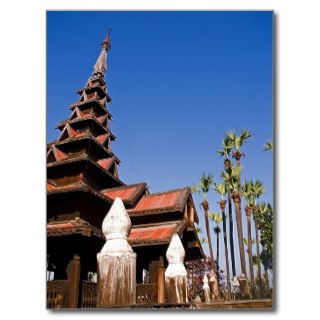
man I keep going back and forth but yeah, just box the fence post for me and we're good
[157,256,165,304]
[66,255,81,308]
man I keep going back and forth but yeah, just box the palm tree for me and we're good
[221,165,247,278]
[209,212,223,269]
[263,140,273,152]
[217,135,236,278]
[217,134,233,169]
[191,173,218,283]
[227,129,252,168]
[254,201,271,296]
[227,129,252,277]
[251,181,265,298]
[242,180,255,294]
[212,182,231,298]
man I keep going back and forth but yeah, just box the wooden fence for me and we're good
[47,281,159,308]
[47,280,70,308]
[47,255,159,309]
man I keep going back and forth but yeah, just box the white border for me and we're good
[1,1,319,319]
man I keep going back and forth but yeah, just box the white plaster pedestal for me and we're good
[96,198,136,307]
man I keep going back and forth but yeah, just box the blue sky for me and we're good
[47,11,273,279]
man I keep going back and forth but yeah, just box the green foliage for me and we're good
[195,226,202,234]
[221,165,242,192]
[252,180,264,204]
[264,140,273,151]
[227,129,253,150]
[213,182,226,199]
[200,237,207,244]
[217,135,233,158]
[209,212,223,225]
[242,180,254,206]
[243,238,256,247]
[254,202,273,271]
[191,173,214,200]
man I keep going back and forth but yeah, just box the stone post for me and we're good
[232,276,240,300]
[96,198,136,307]
[165,234,188,304]
[209,269,219,301]
[203,274,211,303]
[239,273,251,299]
[157,256,165,304]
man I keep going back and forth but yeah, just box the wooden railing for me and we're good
[47,280,70,308]
[80,281,97,308]
[136,283,158,305]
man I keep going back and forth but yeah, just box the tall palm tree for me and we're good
[254,201,270,297]
[242,180,255,294]
[209,212,223,270]
[212,182,231,297]
[221,165,247,278]
[191,173,218,283]
[226,130,252,275]
[217,135,236,278]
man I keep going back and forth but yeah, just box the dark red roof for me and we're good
[47,218,104,239]
[97,115,107,124]
[127,188,189,215]
[97,157,114,170]
[67,124,77,138]
[101,183,147,205]
[47,180,57,191]
[96,133,108,144]
[128,223,178,245]
[54,146,68,161]
[47,219,186,247]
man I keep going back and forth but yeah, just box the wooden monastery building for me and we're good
[47,31,204,308]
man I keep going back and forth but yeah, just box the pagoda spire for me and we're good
[92,29,112,78]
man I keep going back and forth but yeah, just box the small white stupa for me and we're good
[165,233,188,303]
[203,274,211,303]
[96,198,136,307]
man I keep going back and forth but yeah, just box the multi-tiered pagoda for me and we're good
[47,31,203,307]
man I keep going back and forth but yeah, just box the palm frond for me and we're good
[213,181,226,198]
[264,140,273,151]
[209,212,223,224]
[239,129,253,144]
[195,226,202,234]
[190,184,200,194]
[199,173,213,194]
[252,180,265,200]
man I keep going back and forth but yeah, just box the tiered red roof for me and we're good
[97,157,114,170]
[128,223,181,246]
[96,133,108,144]
[128,188,189,215]
[47,219,186,247]
[101,183,146,205]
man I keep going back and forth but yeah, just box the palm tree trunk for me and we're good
[204,206,218,278]
[222,208,231,298]
[216,231,220,267]
[228,192,236,277]
[233,195,247,276]
[255,222,263,298]
[264,267,270,295]
[246,213,255,295]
